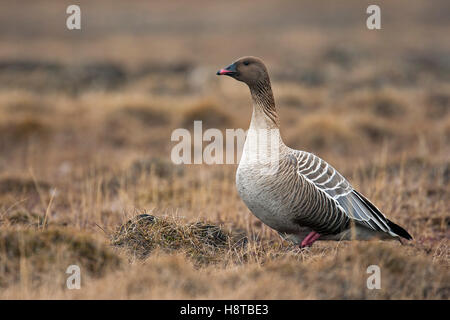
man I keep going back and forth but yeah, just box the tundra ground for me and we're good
[0,0,448,299]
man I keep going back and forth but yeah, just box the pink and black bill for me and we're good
[216,62,237,76]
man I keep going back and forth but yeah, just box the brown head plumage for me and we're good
[216,56,270,87]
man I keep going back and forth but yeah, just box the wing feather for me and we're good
[295,151,393,235]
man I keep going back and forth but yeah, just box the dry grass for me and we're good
[110,214,247,265]
[0,0,448,299]
[0,226,123,291]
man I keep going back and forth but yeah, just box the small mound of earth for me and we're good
[0,210,45,227]
[0,227,123,288]
[111,214,247,265]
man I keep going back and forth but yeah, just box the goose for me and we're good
[217,56,412,247]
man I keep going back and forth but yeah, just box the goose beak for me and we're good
[216,62,237,76]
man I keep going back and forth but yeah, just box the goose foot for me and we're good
[300,231,321,248]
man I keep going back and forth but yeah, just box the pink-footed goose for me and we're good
[217,56,412,247]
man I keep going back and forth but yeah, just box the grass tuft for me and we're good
[111,214,247,266]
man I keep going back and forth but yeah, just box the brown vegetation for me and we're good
[0,0,448,299]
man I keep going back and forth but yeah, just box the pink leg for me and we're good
[300,231,321,248]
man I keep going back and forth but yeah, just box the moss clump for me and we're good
[0,210,45,227]
[111,214,247,266]
[0,227,123,288]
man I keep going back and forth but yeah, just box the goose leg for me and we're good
[300,231,321,248]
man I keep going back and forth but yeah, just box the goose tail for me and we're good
[387,219,413,240]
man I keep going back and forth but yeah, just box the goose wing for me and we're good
[293,151,394,235]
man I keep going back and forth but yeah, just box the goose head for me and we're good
[217,56,278,126]
[216,56,269,86]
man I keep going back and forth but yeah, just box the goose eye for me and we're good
[243,61,249,66]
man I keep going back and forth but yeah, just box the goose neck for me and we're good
[249,77,279,129]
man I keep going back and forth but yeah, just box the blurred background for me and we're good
[0,0,448,299]
[1,0,449,169]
